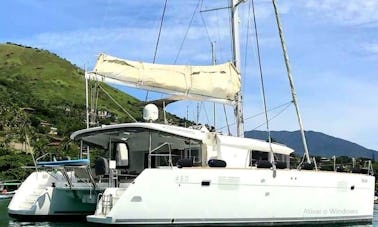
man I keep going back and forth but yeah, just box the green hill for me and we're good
[0,43,147,180]
[0,42,142,121]
[245,130,377,159]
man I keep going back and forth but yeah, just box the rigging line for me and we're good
[95,82,100,117]
[251,101,292,131]
[98,85,137,122]
[216,100,292,130]
[242,0,252,93]
[223,104,231,135]
[90,82,98,125]
[174,0,202,64]
[246,100,292,121]
[251,0,275,165]
[272,0,311,165]
[88,81,97,126]
[146,0,169,102]
[216,9,225,62]
[199,0,213,44]
[228,0,234,65]
[153,0,168,64]
[201,102,211,126]
[200,6,230,13]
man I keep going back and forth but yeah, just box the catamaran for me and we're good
[7,152,109,220]
[73,119,374,225]
[76,0,375,225]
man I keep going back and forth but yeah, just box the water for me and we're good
[1,199,378,226]
[0,199,93,227]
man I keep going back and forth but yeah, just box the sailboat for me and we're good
[75,0,373,225]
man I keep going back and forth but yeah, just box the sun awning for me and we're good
[90,53,240,104]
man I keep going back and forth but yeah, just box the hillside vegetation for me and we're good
[0,43,145,180]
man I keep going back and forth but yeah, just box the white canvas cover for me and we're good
[92,53,240,103]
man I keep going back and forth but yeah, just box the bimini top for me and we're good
[71,122,294,156]
[70,122,208,148]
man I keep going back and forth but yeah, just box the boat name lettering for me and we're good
[175,175,189,184]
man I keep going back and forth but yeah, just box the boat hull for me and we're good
[87,168,375,225]
[8,171,101,220]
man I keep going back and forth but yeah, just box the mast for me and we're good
[85,71,90,129]
[84,71,90,160]
[272,0,311,164]
[211,42,216,129]
[231,0,244,137]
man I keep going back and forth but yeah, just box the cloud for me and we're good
[304,0,378,26]
[13,7,239,67]
[13,27,156,67]
[361,42,378,55]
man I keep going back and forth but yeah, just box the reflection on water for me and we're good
[1,199,377,226]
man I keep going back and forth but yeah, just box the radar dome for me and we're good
[143,104,158,122]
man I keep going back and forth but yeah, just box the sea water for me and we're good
[1,200,378,226]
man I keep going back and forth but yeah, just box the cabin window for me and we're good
[249,150,289,168]
[115,143,129,167]
[82,127,203,175]
[250,150,269,166]
[116,129,202,171]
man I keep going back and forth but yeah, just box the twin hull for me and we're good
[8,171,99,219]
[88,168,375,225]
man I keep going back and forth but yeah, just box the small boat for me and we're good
[36,158,90,167]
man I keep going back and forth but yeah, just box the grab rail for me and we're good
[149,142,173,167]
[36,153,51,162]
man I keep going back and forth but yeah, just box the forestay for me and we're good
[91,53,240,104]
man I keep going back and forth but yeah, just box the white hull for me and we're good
[8,171,102,219]
[88,168,375,225]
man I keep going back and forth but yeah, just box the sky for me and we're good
[1,0,377,151]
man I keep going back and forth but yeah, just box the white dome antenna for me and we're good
[143,104,159,122]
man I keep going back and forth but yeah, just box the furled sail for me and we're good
[91,53,240,103]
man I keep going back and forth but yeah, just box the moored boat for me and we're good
[7,154,108,220]
[79,0,375,224]
[71,121,374,225]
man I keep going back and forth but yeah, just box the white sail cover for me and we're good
[92,53,240,103]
